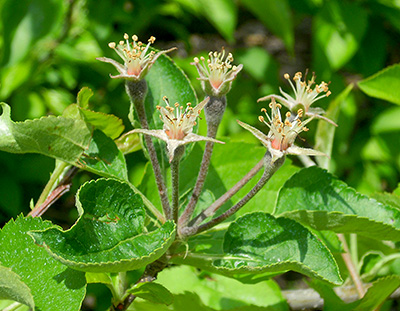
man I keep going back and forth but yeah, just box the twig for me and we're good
[30,165,78,218]
[338,233,366,298]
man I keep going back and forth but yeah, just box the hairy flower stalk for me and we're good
[238,98,327,164]
[180,51,242,229]
[98,34,176,220]
[258,71,336,125]
[181,152,285,237]
[131,97,223,224]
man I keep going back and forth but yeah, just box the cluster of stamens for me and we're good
[283,71,331,110]
[108,34,156,76]
[193,49,238,90]
[258,99,312,151]
[157,96,201,140]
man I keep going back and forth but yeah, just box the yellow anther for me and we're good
[194,57,199,63]
[261,108,267,113]
[174,102,179,107]
[259,116,265,122]
[124,33,129,40]
[284,73,290,80]
[132,35,138,41]
[326,91,331,96]
[149,36,156,44]
[108,42,116,49]
[286,112,291,118]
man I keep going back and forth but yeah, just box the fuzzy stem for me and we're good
[188,158,264,228]
[182,152,284,237]
[126,80,172,219]
[178,96,226,228]
[171,157,180,224]
[337,233,366,298]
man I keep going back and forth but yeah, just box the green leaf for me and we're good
[215,212,342,285]
[0,0,64,65]
[141,49,197,165]
[77,87,93,109]
[0,102,92,164]
[197,0,237,42]
[79,129,128,180]
[358,63,400,105]
[63,103,124,139]
[313,1,368,71]
[275,166,400,240]
[0,216,86,311]
[128,282,174,305]
[241,0,294,52]
[154,265,288,310]
[315,84,353,169]
[30,179,176,273]
[0,265,34,308]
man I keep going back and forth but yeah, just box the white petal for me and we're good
[286,145,329,158]
[237,120,269,149]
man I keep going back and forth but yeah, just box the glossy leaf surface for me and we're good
[275,166,400,240]
[30,179,176,272]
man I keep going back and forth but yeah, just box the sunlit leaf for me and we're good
[30,179,176,272]
[275,166,400,240]
[358,63,400,105]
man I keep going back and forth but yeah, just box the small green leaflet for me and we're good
[128,282,173,305]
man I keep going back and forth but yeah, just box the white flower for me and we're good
[97,34,176,81]
[238,98,327,163]
[192,49,243,96]
[258,71,336,126]
[132,97,224,162]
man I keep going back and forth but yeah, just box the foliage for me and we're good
[1,0,400,310]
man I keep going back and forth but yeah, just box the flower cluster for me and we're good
[132,97,223,162]
[238,98,327,163]
[258,71,336,125]
[192,49,243,96]
[97,34,176,81]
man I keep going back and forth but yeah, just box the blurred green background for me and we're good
[1,0,400,227]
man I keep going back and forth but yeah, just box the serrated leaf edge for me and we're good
[29,222,176,270]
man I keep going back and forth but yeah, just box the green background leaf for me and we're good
[0,216,86,311]
[241,0,294,52]
[0,102,92,164]
[30,179,176,272]
[275,166,400,240]
[79,129,128,180]
[358,63,400,105]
